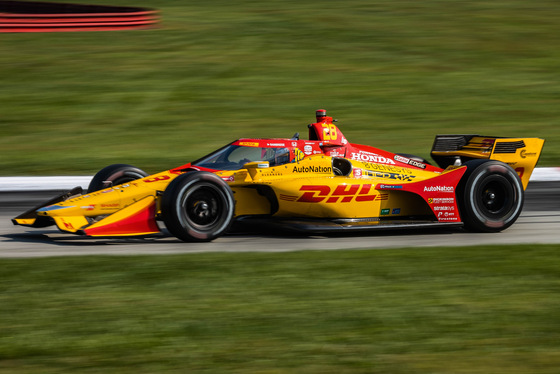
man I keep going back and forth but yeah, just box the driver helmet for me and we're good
[274,148,290,165]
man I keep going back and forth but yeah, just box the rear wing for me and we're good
[431,135,545,189]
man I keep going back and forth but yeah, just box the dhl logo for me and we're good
[280,184,387,204]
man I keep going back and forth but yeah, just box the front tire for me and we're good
[458,160,524,232]
[88,164,148,192]
[161,172,235,242]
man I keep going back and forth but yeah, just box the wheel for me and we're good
[161,172,235,242]
[458,160,524,232]
[88,164,148,192]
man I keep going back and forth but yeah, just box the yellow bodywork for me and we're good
[490,138,545,189]
[15,171,181,235]
[221,156,445,219]
[13,134,544,237]
[431,136,545,189]
[14,156,444,235]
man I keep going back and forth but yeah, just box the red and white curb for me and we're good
[0,167,559,192]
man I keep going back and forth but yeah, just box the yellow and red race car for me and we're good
[13,110,545,242]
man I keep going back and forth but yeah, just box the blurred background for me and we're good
[2,3,560,373]
[1,0,558,175]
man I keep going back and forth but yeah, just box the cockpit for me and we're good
[192,143,292,171]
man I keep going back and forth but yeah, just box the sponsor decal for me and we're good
[261,171,282,177]
[304,145,313,155]
[101,203,119,208]
[381,208,390,215]
[365,171,416,181]
[363,163,413,174]
[350,152,396,165]
[428,197,455,204]
[239,142,259,147]
[294,148,305,161]
[393,155,427,169]
[520,150,537,158]
[392,208,401,214]
[433,205,455,211]
[423,186,454,193]
[81,205,96,211]
[437,211,457,220]
[292,142,298,147]
[378,184,403,189]
[292,165,332,173]
[409,159,427,169]
[353,168,363,178]
[393,155,409,164]
[280,184,388,204]
[221,176,235,182]
[267,142,286,147]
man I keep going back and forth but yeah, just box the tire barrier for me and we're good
[0,0,158,32]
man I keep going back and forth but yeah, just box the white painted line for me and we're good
[0,176,92,192]
[0,167,558,192]
[530,167,560,182]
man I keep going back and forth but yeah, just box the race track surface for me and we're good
[1,182,559,258]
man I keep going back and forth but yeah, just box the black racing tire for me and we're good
[88,164,149,192]
[161,172,235,242]
[458,160,524,232]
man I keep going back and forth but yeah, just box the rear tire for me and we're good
[161,172,235,242]
[458,160,524,232]
[88,164,148,192]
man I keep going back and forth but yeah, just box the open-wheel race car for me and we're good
[13,110,545,242]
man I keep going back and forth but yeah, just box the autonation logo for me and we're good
[293,165,332,173]
[423,186,454,193]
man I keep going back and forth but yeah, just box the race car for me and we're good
[12,110,545,242]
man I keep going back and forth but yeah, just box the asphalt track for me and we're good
[1,182,558,258]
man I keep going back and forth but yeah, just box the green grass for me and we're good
[1,245,560,373]
[1,0,559,175]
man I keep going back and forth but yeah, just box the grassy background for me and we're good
[0,0,558,175]
[2,4,559,371]
[1,245,560,373]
